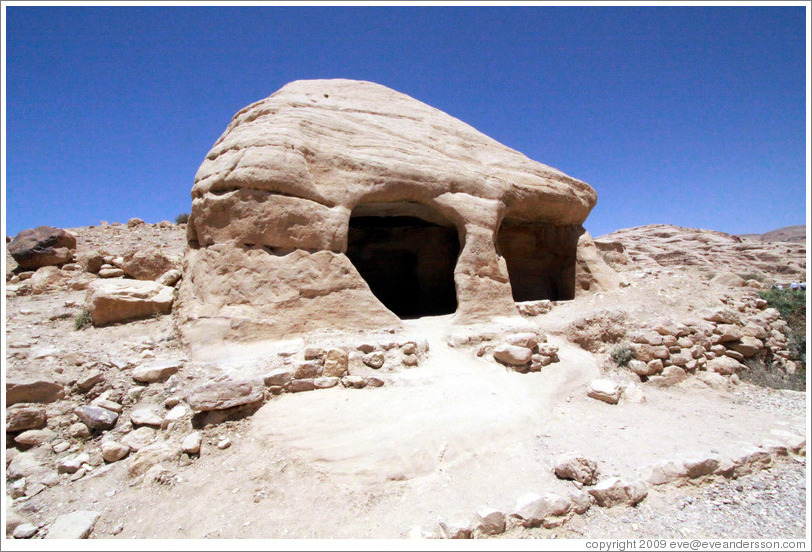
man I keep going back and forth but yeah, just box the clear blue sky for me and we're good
[3,4,808,238]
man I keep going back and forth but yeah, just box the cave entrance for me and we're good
[497,219,580,302]
[347,202,460,319]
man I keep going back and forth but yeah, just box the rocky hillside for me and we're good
[738,225,806,244]
[595,224,806,283]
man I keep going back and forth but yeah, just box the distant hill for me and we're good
[738,225,806,243]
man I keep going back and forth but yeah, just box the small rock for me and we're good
[362,351,385,369]
[364,377,385,387]
[76,370,104,392]
[130,408,163,427]
[186,379,263,412]
[492,344,532,366]
[75,405,119,431]
[58,453,90,474]
[554,452,600,485]
[217,438,231,450]
[437,518,471,539]
[6,404,47,433]
[323,349,349,377]
[128,443,174,478]
[67,422,92,440]
[14,428,56,447]
[313,376,339,389]
[13,523,38,539]
[132,359,183,383]
[587,379,622,405]
[287,379,316,393]
[121,426,157,451]
[263,368,293,387]
[45,510,101,539]
[474,507,506,536]
[101,441,130,463]
[181,432,202,455]
[164,404,187,423]
[588,477,648,507]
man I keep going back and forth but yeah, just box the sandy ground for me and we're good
[3,223,809,542]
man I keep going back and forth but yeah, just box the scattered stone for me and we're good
[75,405,119,431]
[130,408,163,427]
[492,344,533,366]
[362,351,386,369]
[342,375,367,389]
[14,428,55,447]
[569,489,593,514]
[6,379,65,405]
[648,366,687,388]
[263,368,293,387]
[323,349,349,377]
[474,507,506,536]
[76,370,104,392]
[217,438,232,450]
[313,376,339,389]
[68,421,92,439]
[45,510,101,539]
[101,441,130,463]
[588,477,648,507]
[59,453,90,474]
[13,523,38,539]
[727,336,764,358]
[554,452,600,485]
[707,356,744,376]
[287,379,316,393]
[186,379,263,412]
[156,268,182,287]
[684,455,721,478]
[128,443,174,478]
[364,377,385,388]
[85,279,174,325]
[294,362,323,379]
[6,404,47,433]
[587,379,622,405]
[8,226,77,270]
[98,267,125,278]
[132,359,183,383]
[182,432,202,455]
[622,382,646,403]
[92,398,123,413]
[121,427,157,452]
[437,518,471,539]
[511,492,571,528]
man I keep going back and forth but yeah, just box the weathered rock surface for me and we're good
[132,359,183,383]
[8,226,77,270]
[45,511,101,539]
[587,379,622,405]
[554,453,600,485]
[86,279,174,325]
[186,379,263,412]
[6,404,47,433]
[596,224,805,280]
[6,379,65,405]
[115,247,176,281]
[179,79,613,352]
[588,477,648,507]
[75,405,119,431]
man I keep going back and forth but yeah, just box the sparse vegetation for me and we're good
[611,343,635,367]
[739,272,766,282]
[175,212,190,224]
[74,308,92,330]
[741,286,807,390]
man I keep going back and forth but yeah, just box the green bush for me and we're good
[611,344,635,367]
[174,212,190,224]
[757,286,806,383]
[74,309,92,330]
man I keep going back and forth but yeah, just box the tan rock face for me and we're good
[180,79,612,348]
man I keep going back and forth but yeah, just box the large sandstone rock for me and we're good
[86,279,174,325]
[186,379,263,412]
[8,226,77,270]
[115,247,176,281]
[179,79,612,351]
[6,379,65,405]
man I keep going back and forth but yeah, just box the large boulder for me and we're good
[8,226,77,270]
[115,247,177,281]
[85,279,174,325]
[179,79,612,353]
